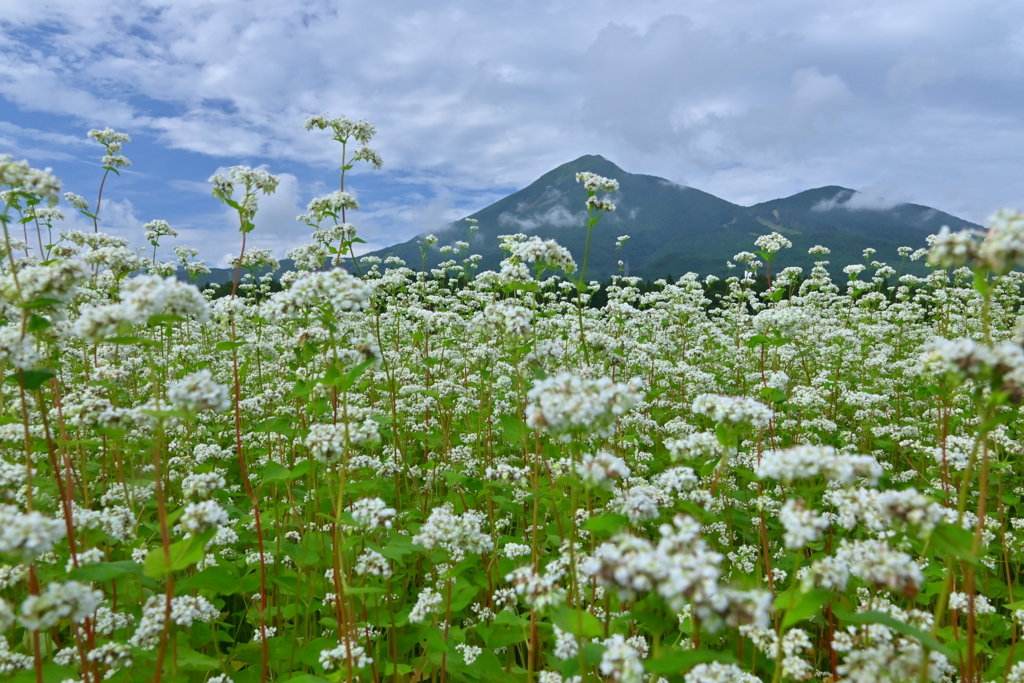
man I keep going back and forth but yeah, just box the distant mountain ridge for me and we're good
[364,155,980,281]
[190,155,980,285]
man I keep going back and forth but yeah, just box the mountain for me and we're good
[363,155,980,281]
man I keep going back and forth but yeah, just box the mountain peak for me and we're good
[366,158,979,279]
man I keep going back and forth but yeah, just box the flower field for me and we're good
[2,119,1024,683]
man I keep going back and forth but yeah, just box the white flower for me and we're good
[691,394,772,428]
[180,500,229,534]
[19,581,103,631]
[526,373,644,438]
[320,642,372,670]
[755,232,792,254]
[349,498,396,530]
[576,451,630,489]
[757,445,882,486]
[778,500,829,550]
[456,643,482,665]
[167,370,231,413]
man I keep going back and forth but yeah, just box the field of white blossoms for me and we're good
[1,117,1024,683]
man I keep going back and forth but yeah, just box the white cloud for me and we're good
[498,204,587,231]
[0,0,1022,253]
[813,182,910,211]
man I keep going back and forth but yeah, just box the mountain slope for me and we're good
[366,155,979,280]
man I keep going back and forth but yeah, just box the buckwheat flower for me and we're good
[263,268,372,321]
[756,445,881,486]
[229,248,279,272]
[308,191,360,219]
[0,259,87,308]
[577,451,630,489]
[65,547,104,573]
[875,488,944,536]
[778,499,829,549]
[685,662,760,683]
[86,642,132,670]
[0,598,12,632]
[18,581,103,631]
[948,591,996,614]
[349,497,396,530]
[209,173,234,202]
[353,145,383,169]
[586,196,616,212]
[253,625,276,642]
[287,242,328,270]
[834,538,922,596]
[510,236,577,274]
[92,605,134,636]
[0,327,38,371]
[801,556,850,592]
[64,192,90,211]
[612,483,668,523]
[0,505,66,561]
[0,635,32,673]
[88,128,131,146]
[653,466,699,494]
[456,643,482,665]
[413,503,493,557]
[320,642,372,670]
[665,432,718,461]
[553,625,578,660]
[503,542,531,559]
[599,634,645,683]
[525,373,644,439]
[576,172,619,193]
[306,423,347,464]
[926,226,980,268]
[167,370,230,413]
[505,566,566,610]
[755,232,792,254]
[180,500,230,534]
[484,464,530,486]
[979,209,1024,274]
[409,586,443,623]
[181,472,226,499]
[354,549,391,578]
[143,219,177,241]
[691,394,772,428]
[102,154,131,169]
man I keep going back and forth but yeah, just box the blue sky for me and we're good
[2,0,1024,266]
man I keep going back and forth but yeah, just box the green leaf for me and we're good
[381,535,415,561]
[644,648,740,674]
[582,513,629,535]
[262,461,294,482]
[339,359,374,392]
[251,417,294,434]
[7,368,56,390]
[68,561,143,582]
[216,340,249,351]
[175,645,220,671]
[280,676,332,683]
[776,588,832,628]
[143,529,216,578]
[551,605,603,638]
[932,523,979,566]
[499,415,526,445]
[26,314,52,332]
[832,607,955,659]
[19,297,64,309]
[174,566,238,594]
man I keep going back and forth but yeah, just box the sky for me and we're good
[2,0,1023,266]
